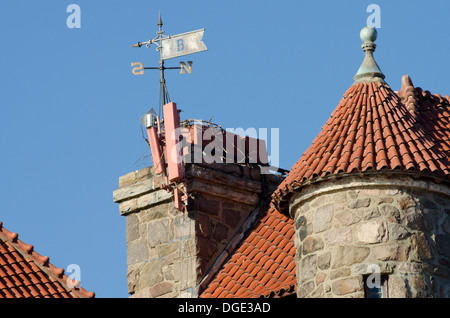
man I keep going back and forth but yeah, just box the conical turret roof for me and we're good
[272,27,450,212]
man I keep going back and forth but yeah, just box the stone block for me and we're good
[332,192,347,203]
[119,171,138,188]
[140,260,163,289]
[137,193,152,209]
[174,214,195,239]
[331,277,362,295]
[113,180,155,202]
[212,222,229,243]
[140,204,168,223]
[330,268,351,280]
[222,207,242,228]
[324,227,352,246]
[119,199,137,214]
[409,275,428,298]
[173,258,197,289]
[353,262,394,275]
[148,218,173,248]
[336,210,360,226]
[300,254,317,283]
[318,252,331,270]
[355,220,388,244]
[127,266,141,294]
[127,240,149,265]
[299,223,313,241]
[377,196,394,205]
[389,224,409,240]
[402,209,432,231]
[182,238,197,258]
[195,213,211,237]
[410,233,432,260]
[302,236,324,255]
[314,204,333,233]
[348,198,371,209]
[295,215,306,230]
[197,235,218,259]
[298,280,315,298]
[149,282,173,298]
[378,204,401,223]
[399,196,416,210]
[157,242,181,258]
[316,272,327,285]
[194,194,220,216]
[372,243,409,262]
[126,214,140,242]
[332,246,370,268]
[310,284,325,298]
[388,276,408,298]
[362,208,381,220]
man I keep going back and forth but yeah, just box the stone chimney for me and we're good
[113,120,283,298]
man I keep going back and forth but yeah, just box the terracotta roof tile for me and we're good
[0,221,95,298]
[273,77,450,211]
[200,207,296,298]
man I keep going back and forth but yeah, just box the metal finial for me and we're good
[353,26,385,83]
[158,12,163,29]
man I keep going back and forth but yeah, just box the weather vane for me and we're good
[130,12,207,113]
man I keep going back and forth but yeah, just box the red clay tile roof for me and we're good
[200,207,296,298]
[0,221,95,298]
[398,75,450,161]
[272,76,450,211]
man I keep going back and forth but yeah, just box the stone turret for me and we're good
[272,27,450,298]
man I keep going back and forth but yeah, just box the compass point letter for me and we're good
[180,61,193,74]
[131,62,144,75]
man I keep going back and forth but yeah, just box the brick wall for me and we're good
[290,174,450,298]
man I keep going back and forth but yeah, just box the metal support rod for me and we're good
[160,59,166,106]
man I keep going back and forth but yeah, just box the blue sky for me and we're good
[0,0,449,298]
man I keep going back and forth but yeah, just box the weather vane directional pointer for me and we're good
[130,12,207,108]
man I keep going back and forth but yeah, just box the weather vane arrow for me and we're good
[130,17,207,60]
[130,12,207,107]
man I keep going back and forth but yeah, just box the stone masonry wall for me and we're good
[290,175,450,298]
[113,166,195,298]
[113,163,282,298]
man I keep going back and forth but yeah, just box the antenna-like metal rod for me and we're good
[160,59,166,106]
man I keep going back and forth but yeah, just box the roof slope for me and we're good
[200,207,296,298]
[0,221,95,298]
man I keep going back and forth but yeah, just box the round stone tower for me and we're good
[272,27,450,298]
